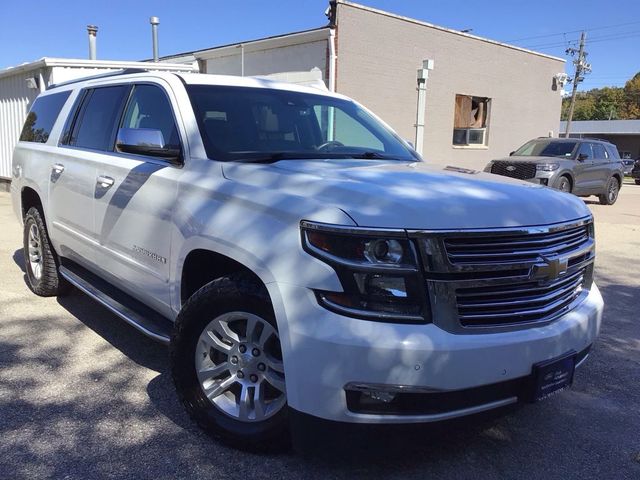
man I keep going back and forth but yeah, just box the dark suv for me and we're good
[485,138,624,205]
[631,159,640,185]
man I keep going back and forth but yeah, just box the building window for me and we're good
[453,94,490,147]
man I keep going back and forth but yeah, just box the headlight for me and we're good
[301,221,429,323]
[536,163,560,172]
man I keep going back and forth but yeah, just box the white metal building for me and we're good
[0,58,197,188]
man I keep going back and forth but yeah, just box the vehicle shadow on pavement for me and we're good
[5,250,639,478]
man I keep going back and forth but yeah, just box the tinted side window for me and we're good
[120,84,179,148]
[73,86,129,151]
[577,143,593,160]
[19,91,71,143]
[592,143,607,160]
[606,145,620,160]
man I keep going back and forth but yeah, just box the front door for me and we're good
[92,83,183,317]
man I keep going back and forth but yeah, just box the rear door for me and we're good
[591,143,613,190]
[48,87,129,266]
[91,82,183,317]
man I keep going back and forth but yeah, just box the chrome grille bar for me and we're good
[409,217,595,332]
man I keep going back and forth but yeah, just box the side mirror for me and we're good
[509,151,515,156]
[404,139,415,149]
[116,128,182,164]
[577,153,588,161]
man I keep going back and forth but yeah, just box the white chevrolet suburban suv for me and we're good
[11,70,603,450]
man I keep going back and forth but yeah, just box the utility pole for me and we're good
[564,32,591,137]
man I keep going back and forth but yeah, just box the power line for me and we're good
[505,20,640,42]
[522,32,640,52]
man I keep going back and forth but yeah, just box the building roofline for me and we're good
[559,119,640,135]
[158,27,331,62]
[0,57,198,80]
[336,0,565,63]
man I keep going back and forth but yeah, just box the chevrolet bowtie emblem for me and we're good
[531,254,568,281]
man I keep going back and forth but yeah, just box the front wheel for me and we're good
[598,177,620,205]
[556,175,572,193]
[635,179,640,185]
[170,273,288,450]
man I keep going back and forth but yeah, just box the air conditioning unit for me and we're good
[453,128,486,146]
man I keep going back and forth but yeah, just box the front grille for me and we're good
[444,223,590,265]
[411,218,595,332]
[490,161,536,180]
[456,267,587,327]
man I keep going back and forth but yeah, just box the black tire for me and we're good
[635,179,640,185]
[170,273,289,451]
[598,177,620,205]
[23,207,70,297]
[556,175,572,193]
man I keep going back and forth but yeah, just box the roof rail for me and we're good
[47,68,150,90]
[579,137,614,144]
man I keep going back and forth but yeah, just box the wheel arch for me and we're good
[555,171,574,192]
[21,186,43,218]
[611,172,623,186]
[179,248,272,308]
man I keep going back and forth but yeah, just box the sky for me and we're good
[1,0,639,92]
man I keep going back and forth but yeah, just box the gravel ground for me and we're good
[1,182,639,479]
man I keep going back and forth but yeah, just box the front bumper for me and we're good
[271,282,603,424]
[524,170,561,187]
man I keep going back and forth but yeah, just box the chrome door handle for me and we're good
[52,163,65,174]
[96,175,115,189]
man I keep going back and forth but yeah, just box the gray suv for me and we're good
[485,138,624,205]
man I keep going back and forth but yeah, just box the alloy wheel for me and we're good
[608,180,618,203]
[28,223,43,280]
[195,312,286,422]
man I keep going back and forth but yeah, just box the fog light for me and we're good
[363,390,396,403]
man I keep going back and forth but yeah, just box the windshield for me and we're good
[187,85,417,162]
[513,140,578,158]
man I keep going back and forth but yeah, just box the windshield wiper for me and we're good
[345,151,408,160]
[234,152,327,163]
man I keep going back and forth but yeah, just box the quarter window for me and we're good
[72,86,129,151]
[120,85,180,149]
[453,94,490,146]
[19,91,71,143]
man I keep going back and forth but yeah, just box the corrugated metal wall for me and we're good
[0,69,43,179]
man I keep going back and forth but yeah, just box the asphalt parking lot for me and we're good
[1,182,639,480]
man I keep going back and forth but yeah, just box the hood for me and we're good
[222,160,591,230]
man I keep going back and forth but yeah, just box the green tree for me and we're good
[561,71,640,120]
[622,72,640,119]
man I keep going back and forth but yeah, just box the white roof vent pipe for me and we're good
[87,25,98,60]
[150,16,160,62]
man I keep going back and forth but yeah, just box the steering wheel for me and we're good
[316,140,345,152]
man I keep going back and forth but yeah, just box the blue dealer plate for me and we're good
[531,352,576,401]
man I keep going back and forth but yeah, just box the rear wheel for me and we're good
[556,175,572,193]
[635,179,640,185]
[598,177,620,205]
[22,207,69,296]
[171,273,288,450]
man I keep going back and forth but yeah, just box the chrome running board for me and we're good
[60,264,172,345]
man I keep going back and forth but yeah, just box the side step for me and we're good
[59,262,173,345]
